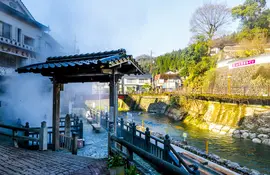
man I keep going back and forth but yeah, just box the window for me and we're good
[24,35,35,46]
[17,28,21,42]
[126,79,137,84]
[0,21,12,39]
[139,79,148,83]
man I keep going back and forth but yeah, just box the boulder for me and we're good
[227,162,240,169]
[257,127,270,134]
[241,132,249,139]
[252,138,261,144]
[250,169,260,175]
[262,139,270,146]
[233,133,241,139]
[221,126,231,132]
[257,134,269,140]
[233,130,240,135]
[249,133,257,140]
[240,130,249,134]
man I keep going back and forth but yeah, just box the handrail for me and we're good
[170,145,197,174]
[0,123,39,132]
[111,135,189,175]
[0,132,39,141]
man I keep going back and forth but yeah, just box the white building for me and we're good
[0,0,61,75]
[154,72,181,92]
[119,74,152,94]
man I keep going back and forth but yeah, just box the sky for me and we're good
[23,0,253,57]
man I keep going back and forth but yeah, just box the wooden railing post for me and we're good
[65,114,71,137]
[72,133,78,155]
[24,122,29,148]
[120,118,124,137]
[79,120,83,139]
[163,134,171,163]
[39,121,48,151]
[13,129,18,148]
[145,127,150,152]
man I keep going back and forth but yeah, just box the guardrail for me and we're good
[0,122,47,151]
[114,118,199,174]
[0,114,83,155]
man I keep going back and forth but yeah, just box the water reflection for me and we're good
[120,112,270,174]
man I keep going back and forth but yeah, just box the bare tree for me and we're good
[190,3,231,40]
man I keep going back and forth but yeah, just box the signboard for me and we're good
[230,59,256,69]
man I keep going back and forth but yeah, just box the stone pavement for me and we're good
[0,142,109,175]
[77,118,108,159]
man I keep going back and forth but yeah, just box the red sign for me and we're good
[231,59,256,68]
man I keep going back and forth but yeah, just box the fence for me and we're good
[176,85,270,97]
[0,114,83,155]
[107,118,199,174]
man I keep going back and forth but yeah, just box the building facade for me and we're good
[0,0,61,76]
[119,74,152,94]
[154,71,181,92]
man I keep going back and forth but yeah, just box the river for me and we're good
[119,111,270,174]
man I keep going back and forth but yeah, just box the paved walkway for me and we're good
[0,142,109,175]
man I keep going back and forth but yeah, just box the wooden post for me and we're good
[145,127,150,152]
[72,133,78,155]
[120,118,124,137]
[39,121,48,151]
[65,114,71,137]
[163,134,171,163]
[13,129,18,148]
[109,69,118,135]
[79,120,83,139]
[205,140,209,154]
[24,122,29,148]
[52,80,61,151]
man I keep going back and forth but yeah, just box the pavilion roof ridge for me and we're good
[47,48,126,62]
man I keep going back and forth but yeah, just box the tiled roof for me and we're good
[16,49,143,74]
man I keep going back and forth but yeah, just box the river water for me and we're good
[119,112,270,174]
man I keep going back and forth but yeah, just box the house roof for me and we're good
[0,1,49,31]
[155,73,180,80]
[16,49,144,83]
[122,74,152,79]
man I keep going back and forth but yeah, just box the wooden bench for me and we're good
[91,124,101,133]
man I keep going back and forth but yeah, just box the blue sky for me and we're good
[23,0,259,57]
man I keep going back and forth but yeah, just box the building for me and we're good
[154,71,181,92]
[119,74,152,94]
[0,0,61,76]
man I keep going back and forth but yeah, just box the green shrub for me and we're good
[108,154,126,169]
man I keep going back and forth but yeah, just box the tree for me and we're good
[190,3,231,40]
[232,0,269,29]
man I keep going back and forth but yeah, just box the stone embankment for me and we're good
[232,112,270,146]
[119,94,270,147]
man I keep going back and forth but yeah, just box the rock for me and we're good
[241,132,249,139]
[252,138,262,144]
[249,133,257,140]
[257,134,269,140]
[262,139,270,146]
[257,127,270,134]
[227,129,235,136]
[233,133,241,139]
[240,130,248,134]
[233,130,240,135]
[221,126,231,132]
[250,169,261,175]
[227,162,240,169]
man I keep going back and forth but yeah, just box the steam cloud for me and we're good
[0,73,52,127]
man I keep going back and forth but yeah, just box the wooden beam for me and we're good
[52,79,60,151]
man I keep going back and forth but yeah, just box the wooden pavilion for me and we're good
[16,48,143,151]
